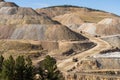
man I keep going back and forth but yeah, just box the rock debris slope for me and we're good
[101,35,120,48]
[36,5,118,20]
[0,1,87,41]
[37,6,120,37]
[0,0,18,8]
[78,23,97,35]
[96,18,120,36]
[53,13,84,29]
[36,5,118,26]
[78,18,120,36]
[0,1,91,60]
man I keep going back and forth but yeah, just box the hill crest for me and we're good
[36,5,119,18]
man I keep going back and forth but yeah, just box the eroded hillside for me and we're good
[0,0,95,64]
[36,5,119,23]
[0,1,120,80]
[36,5,120,37]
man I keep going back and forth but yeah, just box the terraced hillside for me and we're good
[57,32,112,72]
[36,5,120,37]
[101,35,120,48]
[1,1,120,80]
[78,18,120,36]
[0,24,87,41]
[0,0,94,61]
[36,5,118,19]
[36,5,119,24]
[0,1,87,41]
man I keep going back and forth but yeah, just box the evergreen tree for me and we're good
[39,55,64,80]
[0,55,4,79]
[0,55,64,80]
[15,56,26,80]
[0,55,34,80]
[0,55,4,72]
[24,56,34,80]
[15,56,34,80]
[1,56,15,80]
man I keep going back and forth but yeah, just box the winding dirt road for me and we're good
[57,33,112,72]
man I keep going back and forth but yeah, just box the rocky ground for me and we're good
[0,0,120,80]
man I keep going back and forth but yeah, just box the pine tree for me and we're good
[39,55,64,80]
[15,56,26,80]
[0,55,4,79]
[0,55,34,80]
[15,56,34,80]
[0,55,4,72]
[1,56,15,80]
[24,56,34,80]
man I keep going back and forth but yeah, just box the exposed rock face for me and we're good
[0,24,87,41]
[37,6,120,37]
[65,73,120,80]
[96,18,120,36]
[59,41,95,56]
[9,24,48,40]
[36,5,118,28]
[77,18,120,36]
[45,25,87,41]
[52,12,118,31]
[53,13,84,29]
[76,57,120,71]
[78,58,99,70]
[65,56,120,80]
[0,1,18,8]
[0,7,57,24]
[0,7,37,15]
[36,6,118,19]
[0,3,83,41]
[0,1,92,61]
[102,35,120,48]
[0,1,88,41]
[0,0,56,25]
[78,23,97,35]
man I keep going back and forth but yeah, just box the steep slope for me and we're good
[36,5,119,32]
[0,7,56,25]
[36,5,118,19]
[57,32,112,72]
[0,0,18,8]
[45,25,86,41]
[101,35,120,48]
[52,11,117,26]
[36,5,118,23]
[0,1,98,68]
[0,1,87,41]
[96,18,120,36]
[78,23,97,35]
[1,24,86,41]
[78,18,120,36]
[53,13,84,29]
[0,1,58,25]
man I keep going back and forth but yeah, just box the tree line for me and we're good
[0,55,64,80]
